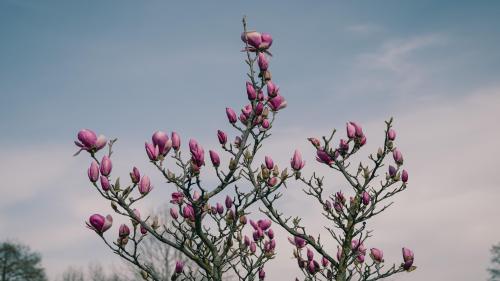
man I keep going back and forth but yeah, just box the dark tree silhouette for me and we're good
[0,241,47,281]
[489,243,500,281]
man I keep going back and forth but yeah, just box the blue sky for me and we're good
[1,1,500,280]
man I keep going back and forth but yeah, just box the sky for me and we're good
[1,1,500,280]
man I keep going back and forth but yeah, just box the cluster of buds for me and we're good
[242,219,276,257]
[350,239,367,264]
[346,122,367,148]
[291,241,331,276]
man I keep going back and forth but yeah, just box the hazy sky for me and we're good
[1,1,500,280]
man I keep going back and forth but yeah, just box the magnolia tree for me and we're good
[74,18,416,281]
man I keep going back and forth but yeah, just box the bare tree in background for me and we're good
[0,241,47,281]
[61,267,84,281]
[124,206,198,280]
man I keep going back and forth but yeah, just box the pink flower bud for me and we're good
[130,167,140,184]
[175,261,184,274]
[255,102,264,115]
[261,119,271,131]
[226,107,238,124]
[209,150,220,167]
[253,231,262,242]
[192,191,201,201]
[77,129,97,148]
[170,208,178,220]
[239,113,248,124]
[265,156,274,170]
[360,135,367,146]
[267,228,274,239]
[351,239,366,253]
[307,248,314,261]
[258,53,269,71]
[267,177,278,187]
[216,203,224,215]
[308,137,321,148]
[139,175,152,195]
[289,236,306,248]
[151,131,168,154]
[260,33,273,49]
[316,150,333,165]
[100,155,112,176]
[349,122,363,138]
[387,129,396,141]
[402,169,409,183]
[244,235,251,246]
[258,219,272,230]
[171,131,181,151]
[217,130,227,145]
[88,161,99,182]
[241,31,262,48]
[393,149,403,165]
[119,224,130,238]
[257,90,264,100]
[266,81,277,98]
[357,254,365,263]
[370,248,384,263]
[250,242,257,253]
[402,247,414,270]
[88,214,112,234]
[100,176,110,191]
[225,196,233,209]
[290,149,305,171]
[189,139,205,167]
[258,268,265,280]
[170,192,184,204]
[346,123,356,139]
[242,104,252,117]
[250,219,259,230]
[246,82,257,100]
[321,256,329,267]
[75,130,106,153]
[336,246,342,261]
[140,225,147,235]
[389,165,397,177]
[337,139,348,154]
[145,142,159,161]
[182,204,195,221]
[362,191,370,205]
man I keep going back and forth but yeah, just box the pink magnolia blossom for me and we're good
[87,214,112,234]
[290,149,305,171]
[87,161,99,182]
[100,155,112,176]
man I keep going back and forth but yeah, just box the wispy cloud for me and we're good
[334,33,448,102]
